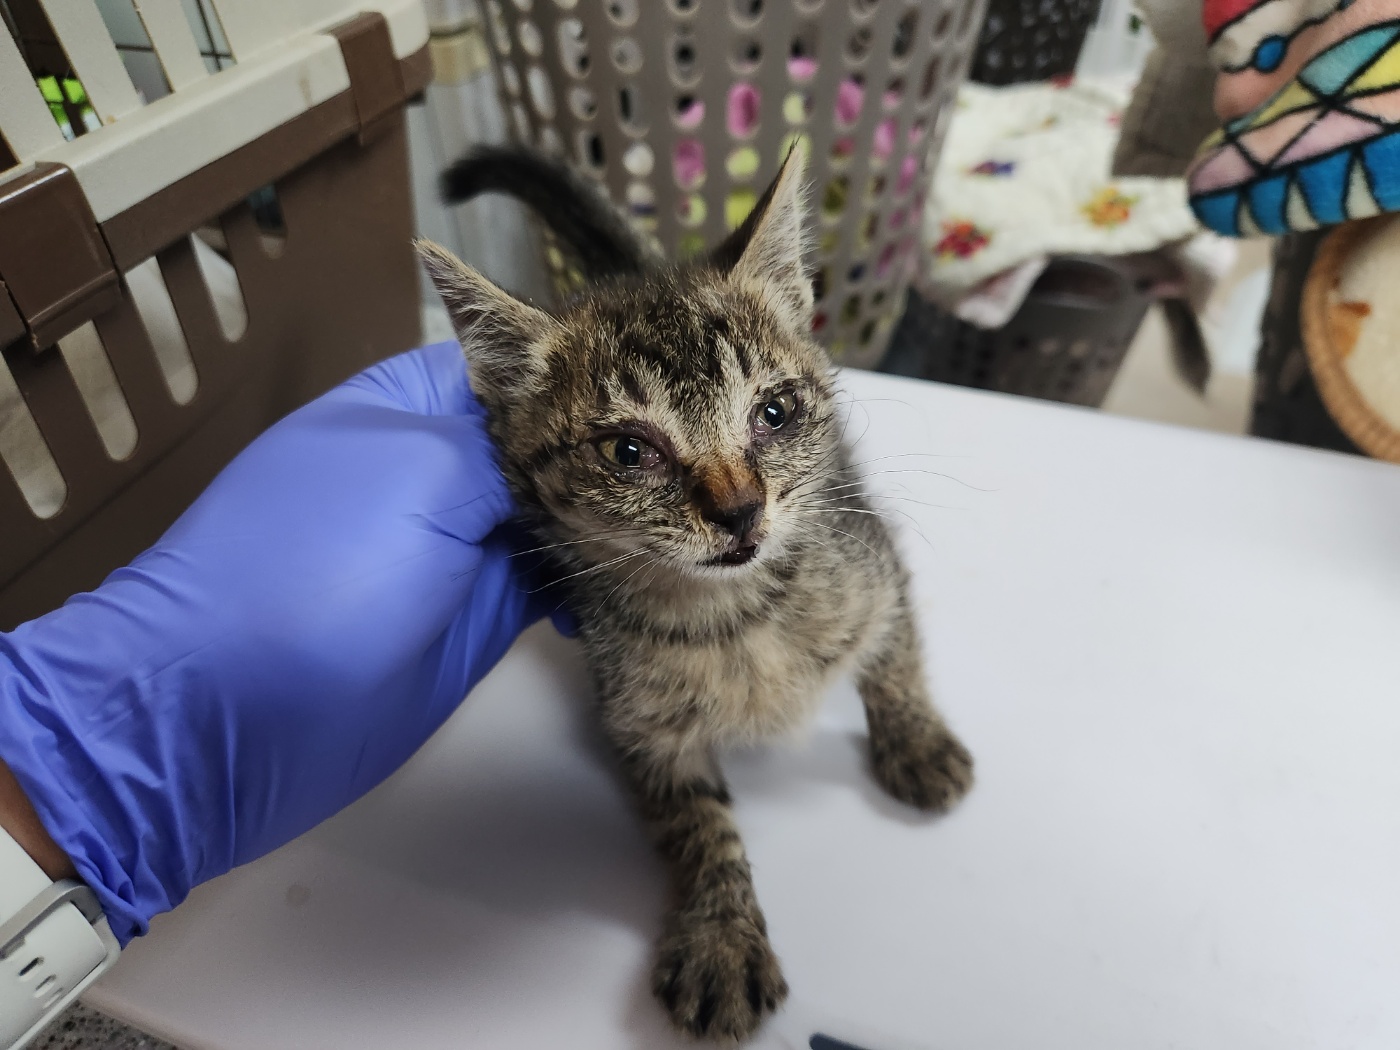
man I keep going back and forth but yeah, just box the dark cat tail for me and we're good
[440,144,659,280]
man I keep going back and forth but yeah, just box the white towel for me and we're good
[921,78,1201,295]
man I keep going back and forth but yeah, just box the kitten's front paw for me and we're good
[870,723,974,812]
[652,910,788,1043]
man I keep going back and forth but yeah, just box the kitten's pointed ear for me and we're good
[715,146,813,330]
[416,238,559,399]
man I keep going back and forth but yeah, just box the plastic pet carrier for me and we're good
[0,0,432,628]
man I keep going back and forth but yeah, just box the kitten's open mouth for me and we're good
[711,544,759,567]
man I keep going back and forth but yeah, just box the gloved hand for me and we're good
[0,342,551,944]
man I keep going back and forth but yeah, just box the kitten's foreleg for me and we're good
[610,728,787,1041]
[857,581,974,812]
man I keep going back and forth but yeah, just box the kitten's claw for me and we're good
[870,724,974,812]
[653,911,788,1043]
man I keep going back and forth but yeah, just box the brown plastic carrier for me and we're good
[0,4,432,629]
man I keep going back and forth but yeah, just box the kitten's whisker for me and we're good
[866,493,962,512]
[832,396,920,410]
[827,394,874,471]
[795,492,868,509]
[628,560,663,601]
[786,441,861,491]
[798,518,880,557]
[803,465,995,493]
[784,478,856,506]
[837,450,975,465]
[510,529,648,558]
[793,438,845,481]
[791,491,874,506]
[796,492,958,512]
[786,469,867,496]
[859,468,994,491]
[802,456,957,480]
[802,507,888,519]
[786,452,983,500]
[842,457,988,489]
[785,523,840,558]
[599,550,663,607]
[532,547,650,591]
[799,506,936,550]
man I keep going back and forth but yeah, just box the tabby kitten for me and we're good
[419,146,973,1043]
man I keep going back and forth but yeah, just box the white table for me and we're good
[87,372,1400,1050]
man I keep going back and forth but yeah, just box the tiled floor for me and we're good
[32,1005,174,1050]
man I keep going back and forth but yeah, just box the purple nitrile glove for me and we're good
[0,341,560,944]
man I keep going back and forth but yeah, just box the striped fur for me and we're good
[420,149,972,1043]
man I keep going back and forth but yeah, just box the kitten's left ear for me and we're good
[715,145,813,330]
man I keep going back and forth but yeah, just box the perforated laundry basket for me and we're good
[480,0,989,368]
[970,0,1102,85]
[0,1,431,628]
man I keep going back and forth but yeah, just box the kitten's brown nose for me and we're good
[693,477,765,544]
[706,499,763,542]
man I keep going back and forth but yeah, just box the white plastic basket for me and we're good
[482,0,988,368]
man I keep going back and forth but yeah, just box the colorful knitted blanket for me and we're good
[1188,0,1400,236]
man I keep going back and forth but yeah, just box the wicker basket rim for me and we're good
[1300,216,1400,464]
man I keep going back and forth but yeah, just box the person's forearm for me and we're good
[0,757,76,881]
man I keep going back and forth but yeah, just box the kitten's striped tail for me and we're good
[440,145,661,280]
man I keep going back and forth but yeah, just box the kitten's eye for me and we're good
[756,390,799,432]
[597,435,663,471]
